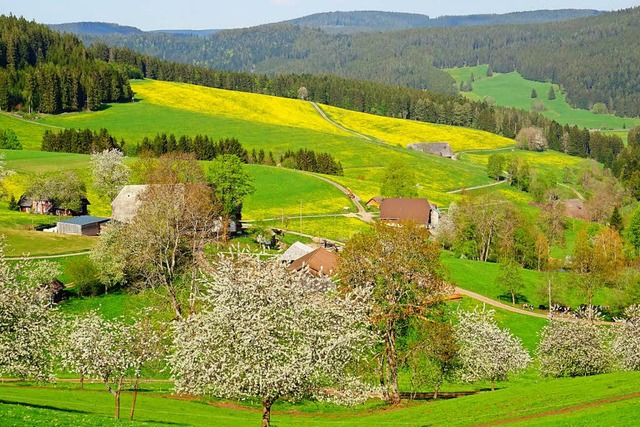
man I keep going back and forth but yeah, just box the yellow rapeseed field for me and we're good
[132,80,351,137]
[321,104,514,152]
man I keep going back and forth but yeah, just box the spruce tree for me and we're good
[610,206,624,233]
[531,88,538,98]
[548,86,556,100]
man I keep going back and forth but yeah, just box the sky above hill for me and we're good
[2,0,638,30]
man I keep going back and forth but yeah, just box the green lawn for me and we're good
[1,372,639,426]
[446,65,640,130]
[243,165,353,220]
[0,112,53,150]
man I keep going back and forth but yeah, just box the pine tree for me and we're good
[531,88,538,98]
[610,206,624,233]
[548,86,556,100]
[486,65,493,77]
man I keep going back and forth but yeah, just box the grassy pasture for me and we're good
[1,372,639,426]
[243,165,352,219]
[0,112,52,150]
[441,251,617,314]
[36,80,494,205]
[445,65,640,130]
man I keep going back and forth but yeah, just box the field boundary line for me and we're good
[0,111,65,129]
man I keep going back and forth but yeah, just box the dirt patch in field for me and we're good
[562,198,589,220]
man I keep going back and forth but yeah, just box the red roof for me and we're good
[379,198,432,225]
[288,247,338,277]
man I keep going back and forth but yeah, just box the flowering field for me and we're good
[131,80,351,137]
[321,104,514,151]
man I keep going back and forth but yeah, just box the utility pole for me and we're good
[299,200,302,234]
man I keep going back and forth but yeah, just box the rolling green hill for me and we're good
[446,65,640,131]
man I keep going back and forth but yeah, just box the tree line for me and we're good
[0,15,132,113]
[136,132,344,176]
[41,128,122,154]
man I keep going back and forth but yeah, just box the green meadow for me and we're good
[1,371,639,426]
[446,65,640,131]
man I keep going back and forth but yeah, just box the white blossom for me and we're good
[0,244,59,381]
[91,148,130,200]
[537,317,612,377]
[455,308,531,390]
[59,311,162,419]
[170,255,374,426]
[613,304,640,371]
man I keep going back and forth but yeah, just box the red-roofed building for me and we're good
[287,247,338,277]
[379,198,439,228]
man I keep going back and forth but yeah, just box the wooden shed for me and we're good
[56,216,110,236]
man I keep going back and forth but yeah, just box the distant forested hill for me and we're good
[0,16,132,113]
[283,9,602,33]
[49,22,142,36]
[71,7,640,117]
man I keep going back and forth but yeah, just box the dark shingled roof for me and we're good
[288,247,338,277]
[57,215,110,226]
[379,198,432,225]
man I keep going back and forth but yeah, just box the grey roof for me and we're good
[111,185,148,223]
[57,215,110,226]
[280,241,314,263]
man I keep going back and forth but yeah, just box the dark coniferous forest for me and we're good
[75,7,640,117]
[0,15,132,113]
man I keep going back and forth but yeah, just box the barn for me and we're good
[56,216,110,236]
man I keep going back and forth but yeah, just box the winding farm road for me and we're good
[296,170,373,223]
[309,102,372,141]
[6,251,92,261]
[447,179,508,194]
[454,287,548,319]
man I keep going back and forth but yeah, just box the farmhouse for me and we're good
[379,198,440,228]
[111,185,148,223]
[280,241,315,264]
[56,215,110,236]
[18,195,89,216]
[111,184,238,233]
[288,247,338,277]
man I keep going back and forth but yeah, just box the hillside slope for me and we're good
[71,7,640,116]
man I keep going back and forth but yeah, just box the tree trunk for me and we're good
[511,290,516,305]
[377,353,389,402]
[386,325,401,405]
[261,398,274,427]
[433,383,440,399]
[130,376,140,421]
[491,377,495,391]
[80,375,84,390]
[114,392,121,419]
[168,286,182,320]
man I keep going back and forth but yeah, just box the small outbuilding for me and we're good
[56,215,110,236]
[407,142,453,158]
[366,196,384,209]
